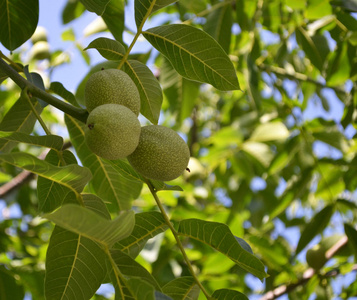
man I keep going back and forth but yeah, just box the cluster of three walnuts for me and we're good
[84,69,190,182]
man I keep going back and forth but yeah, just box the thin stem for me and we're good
[182,0,233,25]
[146,180,212,300]
[0,57,88,123]
[257,63,347,96]
[22,87,51,135]
[0,51,23,72]
[117,0,157,70]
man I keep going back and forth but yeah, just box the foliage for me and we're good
[0,0,357,299]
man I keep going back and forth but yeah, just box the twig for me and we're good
[146,180,212,300]
[257,63,348,96]
[0,57,88,123]
[259,236,350,300]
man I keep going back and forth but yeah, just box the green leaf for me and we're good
[295,204,335,255]
[44,204,135,247]
[177,219,268,280]
[79,0,110,15]
[161,58,200,124]
[344,223,357,258]
[49,81,79,107]
[82,193,111,219]
[249,122,290,142]
[85,37,125,60]
[0,92,43,153]
[126,277,155,300]
[102,0,125,43]
[62,0,86,24]
[0,0,39,51]
[110,249,162,291]
[45,195,109,300]
[37,149,78,213]
[241,141,273,168]
[296,27,325,71]
[65,114,142,211]
[115,211,168,258]
[162,277,200,300]
[212,289,248,300]
[123,60,163,125]
[0,131,63,151]
[203,3,232,53]
[143,24,240,91]
[0,266,25,300]
[0,152,92,195]
[135,0,177,29]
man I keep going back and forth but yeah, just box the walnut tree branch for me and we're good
[0,57,88,124]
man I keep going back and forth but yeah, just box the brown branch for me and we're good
[0,141,72,198]
[260,236,351,300]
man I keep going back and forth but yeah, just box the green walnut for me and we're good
[305,234,344,270]
[85,104,141,160]
[84,69,140,115]
[30,41,50,60]
[128,125,190,181]
[306,244,326,270]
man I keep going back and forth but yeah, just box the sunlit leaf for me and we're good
[143,24,240,91]
[0,152,91,195]
[44,204,135,247]
[177,219,268,280]
[37,149,78,213]
[0,131,63,151]
[162,277,199,300]
[114,211,168,258]
[0,0,39,51]
[249,122,290,142]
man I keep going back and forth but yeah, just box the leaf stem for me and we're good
[0,57,88,123]
[22,87,51,136]
[117,0,157,70]
[146,179,212,300]
[182,0,233,24]
[0,51,23,72]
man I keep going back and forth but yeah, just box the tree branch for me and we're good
[257,63,348,96]
[0,57,88,123]
[260,236,351,300]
